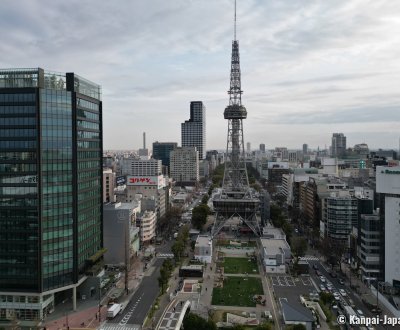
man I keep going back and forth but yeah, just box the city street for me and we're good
[307,256,388,330]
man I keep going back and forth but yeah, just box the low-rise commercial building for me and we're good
[137,210,156,245]
[103,202,140,269]
[260,235,291,274]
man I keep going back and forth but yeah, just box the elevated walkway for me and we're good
[156,300,191,330]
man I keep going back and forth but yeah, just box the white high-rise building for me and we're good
[376,166,400,286]
[170,147,199,185]
[181,101,206,160]
[120,158,162,176]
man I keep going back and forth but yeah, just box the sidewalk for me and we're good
[44,254,147,329]
[44,305,108,330]
[339,260,396,317]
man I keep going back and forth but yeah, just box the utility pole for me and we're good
[98,279,101,322]
[376,280,380,309]
[125,226,129,294]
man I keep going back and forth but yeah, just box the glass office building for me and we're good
[152,141,178,172]
[0,68,103,324]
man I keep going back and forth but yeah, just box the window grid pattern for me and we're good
[0,92,39,290]
[76,97,102,269]
[40,89,74,290]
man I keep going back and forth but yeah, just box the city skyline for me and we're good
[1,0,399,150]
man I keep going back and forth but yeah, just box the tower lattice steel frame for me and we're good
[212,0,260,238]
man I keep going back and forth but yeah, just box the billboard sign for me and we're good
[116,176,126,186]
[376,166,400,194]
[126,175,164,188]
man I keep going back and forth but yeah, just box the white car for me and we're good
[357,309,364,316]
[320,276,326,283]
[320,284,326,291]
[339,289,347,296]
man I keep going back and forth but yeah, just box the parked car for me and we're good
[316,270,322,276]
[357,309,364,316]
[338,300,348,310]
[338,278,345,285]
[320,284,326,291]
[339,289,347,296]
[320,276,326,283]
[313,264,318,270]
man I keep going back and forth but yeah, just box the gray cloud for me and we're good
[0,0,399,149]
[269,104,400,125]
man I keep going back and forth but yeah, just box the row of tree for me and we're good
[191,200,210,230]
[157,206,183,236]
[171,226,190,261]
[270,204,309,274]
[157,258,174,294]
[270,204,294,243]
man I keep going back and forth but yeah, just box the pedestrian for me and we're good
[205,287,207,291]
[95,313,98,320]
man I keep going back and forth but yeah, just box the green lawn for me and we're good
[222,257,259,274]
[212,276,264,307]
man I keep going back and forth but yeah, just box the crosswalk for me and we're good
[100,325,141,330]
[299,255,320,261]
[157,253,174,258]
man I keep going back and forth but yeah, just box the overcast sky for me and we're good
[1,0,399,151]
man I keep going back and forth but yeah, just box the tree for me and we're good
[250,182,262,192]
[158,258,174,293]
[183,312,217,330]
[208,183,217,196]
[255,324,272,330]
[291,237,308,259]
[191,204,210,230]
[320,292,334,305]
[319,237,346,271]
[201,194,209,205]
[212,175,223,185]
[178,225,190,245]
[171,240,185,261]
[290,325,307,330]
[231,325,246,330]
[158,267,170,293]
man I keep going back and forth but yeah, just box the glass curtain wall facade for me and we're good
[0,68,102,323]
[0,90,39,292]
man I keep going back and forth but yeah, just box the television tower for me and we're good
[212,0,260,237]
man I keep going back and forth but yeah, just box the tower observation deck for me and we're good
[211,0,260,238]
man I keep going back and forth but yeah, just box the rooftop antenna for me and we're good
[234,0,237,40]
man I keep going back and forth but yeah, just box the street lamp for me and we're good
[98,279,102,322]
[374,279,382,310]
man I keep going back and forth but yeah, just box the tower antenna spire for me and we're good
[234,0,237,40]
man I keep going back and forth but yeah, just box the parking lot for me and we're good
[271,275,312,287]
